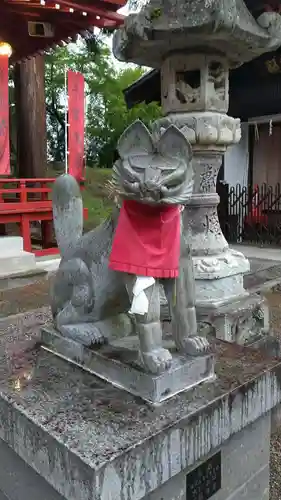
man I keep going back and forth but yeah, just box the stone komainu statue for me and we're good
[51,121,209,375]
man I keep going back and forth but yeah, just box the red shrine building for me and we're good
[0,0,125,263]
[1,0,124,61]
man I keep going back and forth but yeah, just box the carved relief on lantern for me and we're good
[161,53,229,115]
[265,55,281,74]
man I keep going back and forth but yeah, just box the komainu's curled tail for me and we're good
[50,173,132,345]
[52,174,84,259]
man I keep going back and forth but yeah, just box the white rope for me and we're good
[269,119,273,136]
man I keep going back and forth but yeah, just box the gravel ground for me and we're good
[2,280,281,497]
[0,278,51,318]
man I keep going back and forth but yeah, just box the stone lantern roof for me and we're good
[113,0,281,68]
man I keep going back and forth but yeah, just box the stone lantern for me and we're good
[113,2,281,344]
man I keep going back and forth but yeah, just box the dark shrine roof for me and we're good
[123,46,281,121]
[122,0,281,119]
[1,0,126,61]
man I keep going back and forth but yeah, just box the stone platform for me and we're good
[162,256,281,342]
[41,326,215,404]
[204,256,281,345]
[244,257,281,292]
[0,315,280,499]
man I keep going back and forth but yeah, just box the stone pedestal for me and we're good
[0,314,280,500]
[41,326,215,404]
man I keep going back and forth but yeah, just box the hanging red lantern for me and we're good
[0,42,12,176]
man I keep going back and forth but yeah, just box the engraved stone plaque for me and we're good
[186,451,221,499]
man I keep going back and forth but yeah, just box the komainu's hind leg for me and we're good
[51,258,108,346]
[51,258,93,324]
[57,314,134,346]
[125,274,172,374]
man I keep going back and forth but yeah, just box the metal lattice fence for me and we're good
[217,182,281,246]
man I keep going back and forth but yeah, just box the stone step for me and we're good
[0,237,37,279]
[0,252,36,278]
[0,236,24,255]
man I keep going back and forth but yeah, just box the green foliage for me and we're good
[45,38,108,163]
[82,168,113,228]
[47,164,112,229]
[149,7,162,19]
[45,36,161,168]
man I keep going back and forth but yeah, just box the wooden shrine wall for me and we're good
[252,123,281,186]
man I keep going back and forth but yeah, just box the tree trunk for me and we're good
[14,55,47,178]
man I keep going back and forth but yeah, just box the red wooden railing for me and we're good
[0,177,87,256]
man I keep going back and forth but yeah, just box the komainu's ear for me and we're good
[117,120,154,158]
[157,125,192,164]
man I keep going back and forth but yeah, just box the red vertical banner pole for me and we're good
[0,55,10,176]
[67,70,85,181]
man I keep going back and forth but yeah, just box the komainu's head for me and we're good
[108,120,194,205]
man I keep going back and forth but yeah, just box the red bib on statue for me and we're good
[109,200,181,278]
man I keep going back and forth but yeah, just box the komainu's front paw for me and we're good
[177,336,210,357]
[141,347,172,374]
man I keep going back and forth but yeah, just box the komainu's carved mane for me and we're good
[107,120,194,206]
